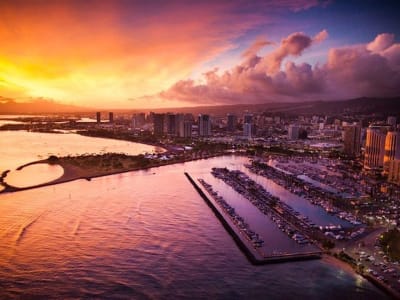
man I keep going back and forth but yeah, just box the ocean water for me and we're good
[0,130,163,173]
[0,155,388,299]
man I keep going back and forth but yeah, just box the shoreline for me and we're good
[0,153,227,194]
[326,252,400,299]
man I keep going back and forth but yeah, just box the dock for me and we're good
[184,172,323,265]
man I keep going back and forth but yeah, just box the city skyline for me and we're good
[0,0,400,109]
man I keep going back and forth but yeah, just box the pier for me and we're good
[185,172,322,264]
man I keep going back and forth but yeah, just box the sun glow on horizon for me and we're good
[0,1,399,109]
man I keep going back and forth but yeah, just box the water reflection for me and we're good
[0,155,387,299]
[0,131,163,173]
[5,164,64,188]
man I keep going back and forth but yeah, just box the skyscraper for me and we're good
[132,113,146,129]
[243,113,253,124]
[288,125,300,140]
[227,114,237,133]
[153,113,165,136]
[243,113,254,138]
[243,123,252,138]
[343,123,361,157]
[181,120,193,138]
[383,131,400,174]
[109,112,114,124]
[364,125,390,171]
[198,114,211,137]
[166,113,177,135]
[96,112,101,124]
[388,159,400,185]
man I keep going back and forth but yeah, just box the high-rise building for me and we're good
[109,112,114,124]
[227,114,237,133]
[343,123,361,157]
[166,113,177,135]
[180,120,192,138]
[243,113,253,124]
[243,113,253,138]
[96,112,101,124]
[153,113,165,136]
[387,116,397,128]
[388,159,400,185]
[364,125,390,171]
[288,125,300,140]
[198,114,211,137]
[243,123,252,138]
[383,131,400,174]
[132,113,146,129]
[176,114,193,138]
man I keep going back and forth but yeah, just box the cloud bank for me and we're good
[160,32,400,105]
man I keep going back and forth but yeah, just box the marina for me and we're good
[186,171,322,264]
[247,161,364,233]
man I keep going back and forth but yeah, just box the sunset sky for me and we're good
[1,0,400,109]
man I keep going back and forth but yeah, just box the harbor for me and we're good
[185,171,323,264]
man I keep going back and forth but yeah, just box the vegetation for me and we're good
[77,129,159,145]
[335,250,357,266]
[48,155,59,164]
[322,239,335,250]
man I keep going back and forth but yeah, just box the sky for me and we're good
[0,0,400,109]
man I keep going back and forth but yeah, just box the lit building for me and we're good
[364,125,389,171]
[288,125,300,140]
[227,114,237,133]
[383,131,400,174]
[343,123,361,157]
[109,112,114,124]
[96,112,101,124]
[153,113,165,136]
[198,114,211,137]
[388,159,400,185]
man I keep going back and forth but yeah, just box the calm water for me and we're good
[200,172,319,255]
[0,131,164,173]
[0,156,387,299]
[5,164,64,188]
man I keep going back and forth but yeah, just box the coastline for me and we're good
[326,253,400,299]
[0,153,227,194]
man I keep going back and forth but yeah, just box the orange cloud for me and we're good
[0,0,323,108]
